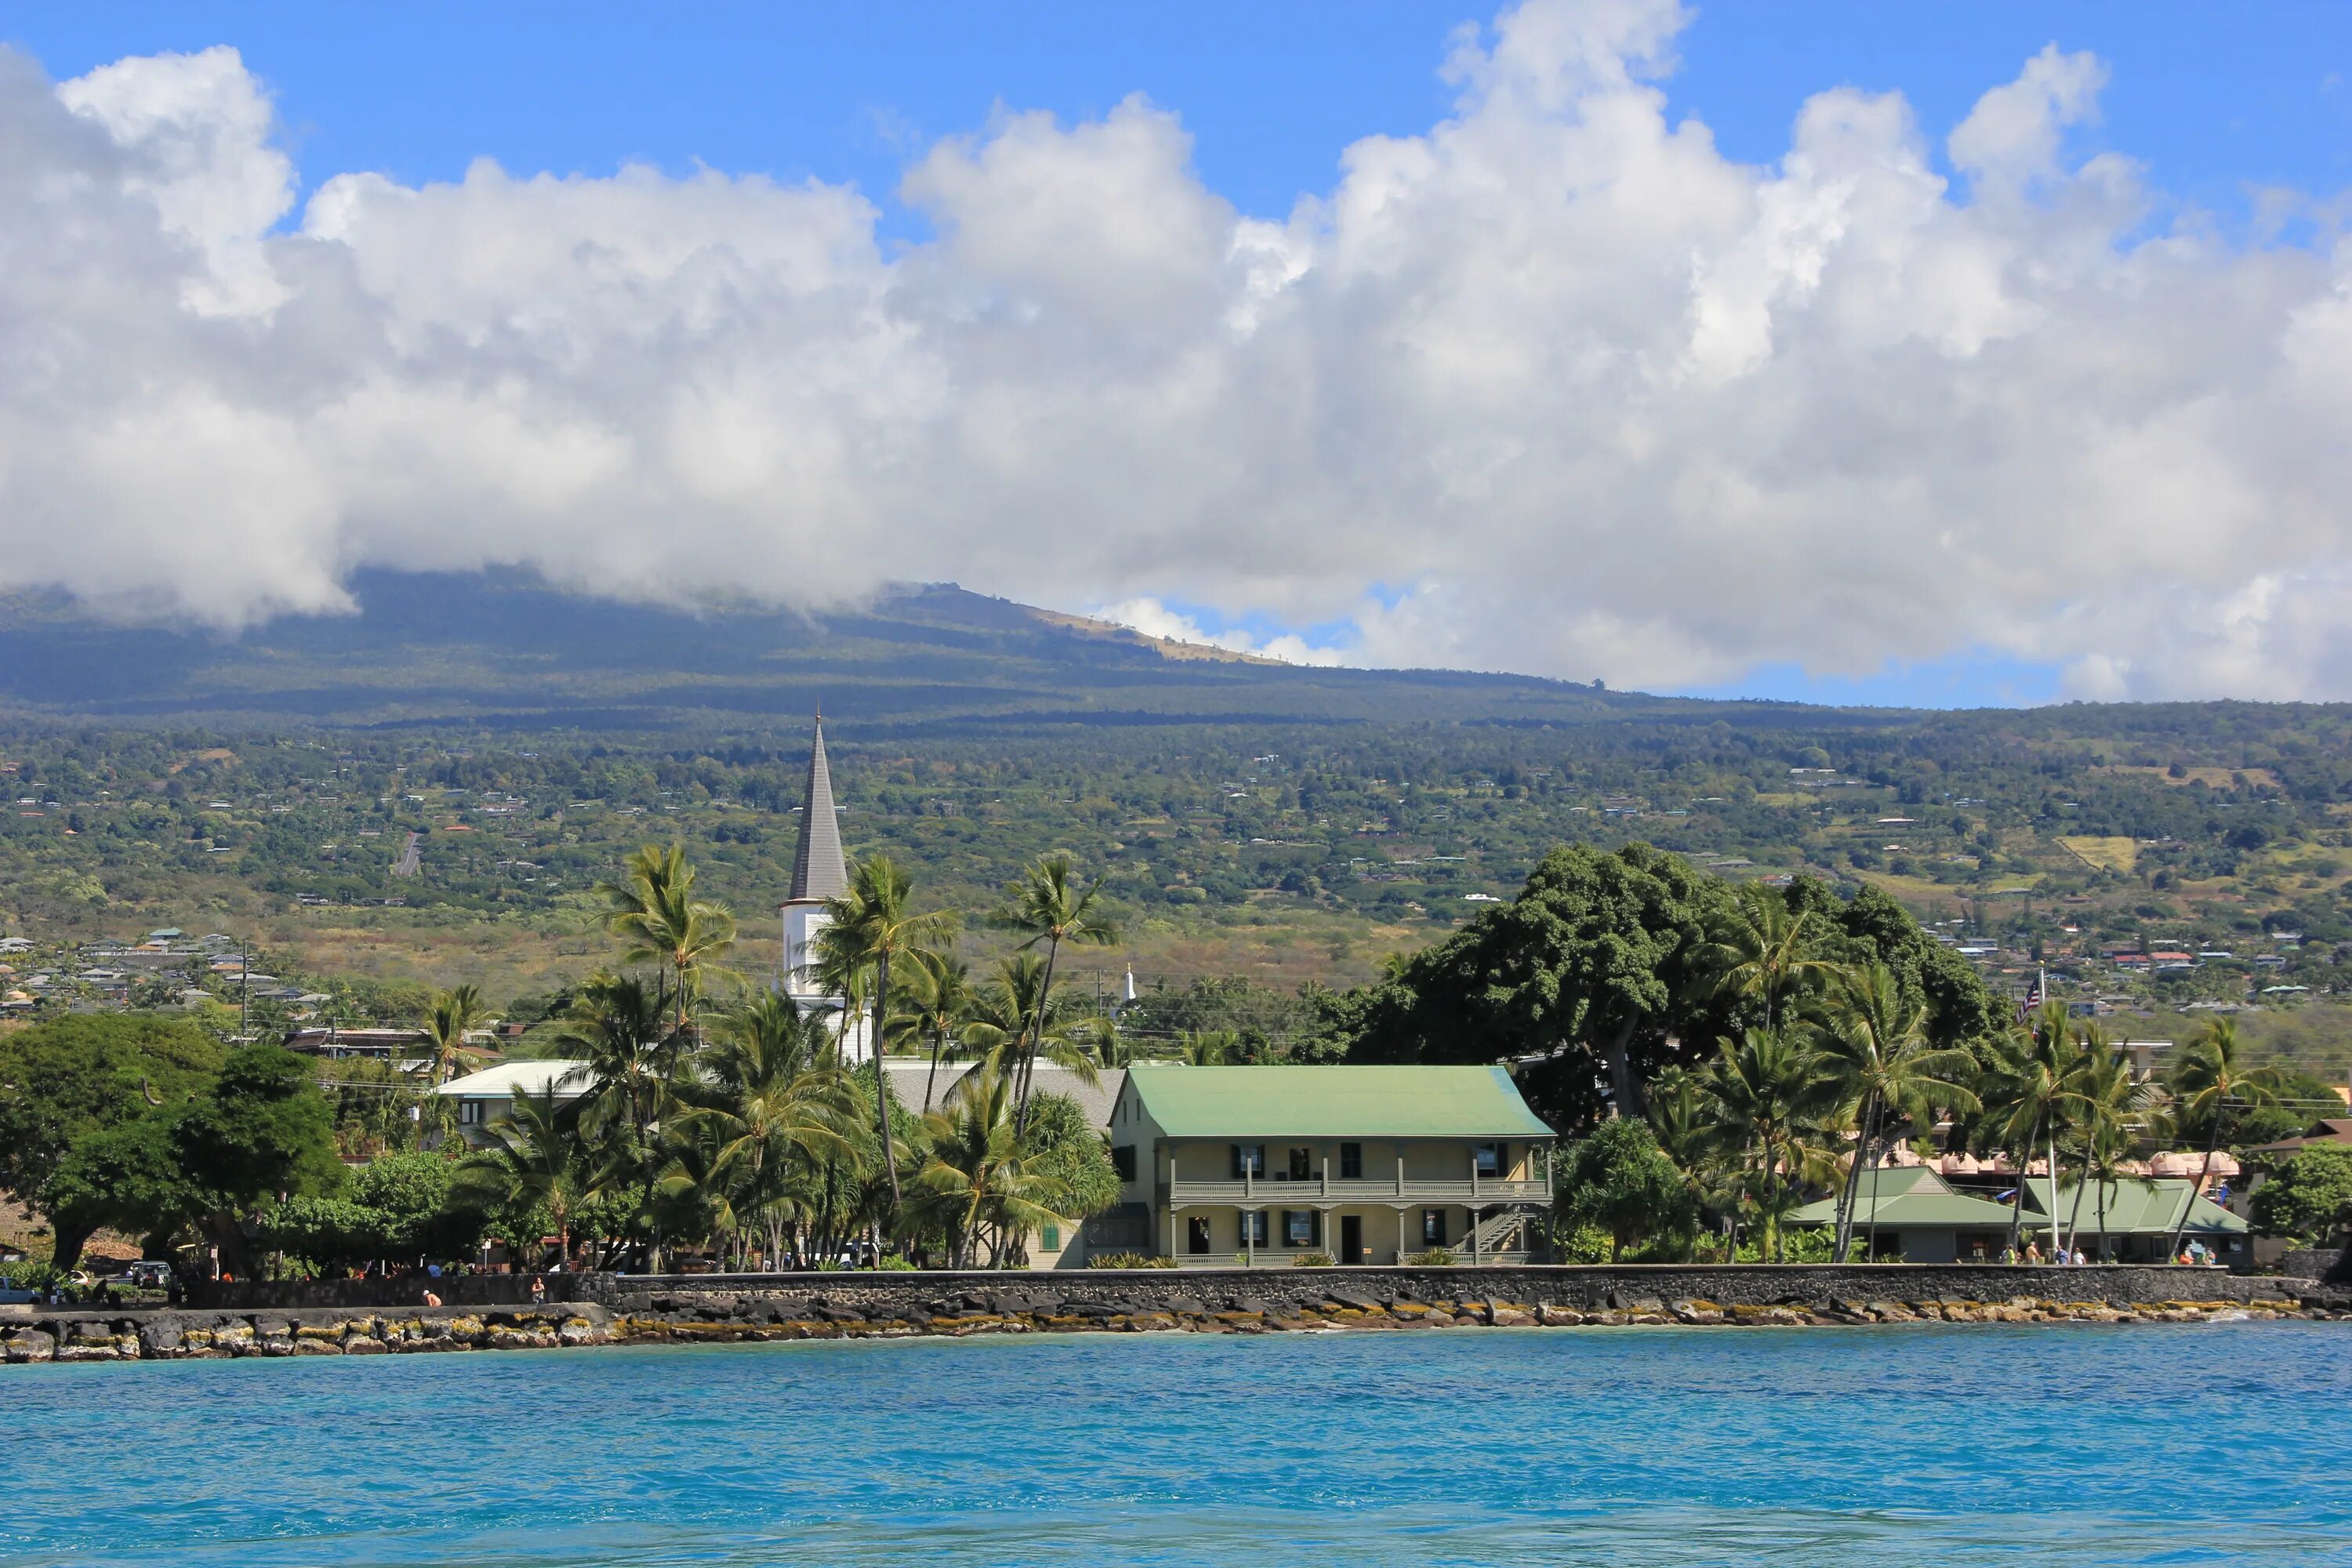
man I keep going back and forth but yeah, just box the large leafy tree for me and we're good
[0,1013,223,1218]
[1341,843,1737,1127]
[2249,1146,2352,1243]
[45,1043,342,1277]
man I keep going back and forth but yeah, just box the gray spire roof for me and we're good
[786,713,848,902]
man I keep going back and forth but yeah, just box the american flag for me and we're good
[2020,976,2042,1014]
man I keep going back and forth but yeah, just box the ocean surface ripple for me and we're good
[3,1321,2344,1566]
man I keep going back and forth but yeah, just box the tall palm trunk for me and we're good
[923,1020,948,1113]
[2065,1148,2092,1258]
[1014,935,1062,1138]
[2165,1111,2227,1261]
[1834,1091,1878,1263]
[2005,1110,2041,1254]
[870,951,902,1210]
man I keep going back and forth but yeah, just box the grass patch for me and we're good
[2057,835,2139,873]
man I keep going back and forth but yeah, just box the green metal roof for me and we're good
[1123,1065,1554,1140]
[1789,1167,2022,1230]
[2023,1178,2249,1236]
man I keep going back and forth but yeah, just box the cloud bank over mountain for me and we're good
[2,0,2348,700]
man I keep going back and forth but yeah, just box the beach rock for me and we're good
[343,1334,389,1355]
[1669,1300,1725,1326]
[1325,1289,1384,1312]
[1490,1306,1536,1327]
[4,1329,56,1363]
[1536,1304,1585,1326]
[137,1319,187,1358]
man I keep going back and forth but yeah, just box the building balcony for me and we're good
[1162,1174,1551,1208]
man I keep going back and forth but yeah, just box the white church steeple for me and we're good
[781,710,865,1057]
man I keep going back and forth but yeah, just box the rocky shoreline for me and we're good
[5,1283,2343,1364]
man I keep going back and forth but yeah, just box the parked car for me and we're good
[124,1261,174,1290]
[0,1276,38,1305]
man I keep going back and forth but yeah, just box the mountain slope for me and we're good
[0,569,1779,731]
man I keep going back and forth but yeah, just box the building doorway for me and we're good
[1339,1214,1363,1265]
[1186,1216,1212,1256]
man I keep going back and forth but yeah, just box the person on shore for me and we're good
[530,1276,546,1305]
[2000,1244,2018,1264]
[2024,1242,2043,1265]
[422,1289,442,1308]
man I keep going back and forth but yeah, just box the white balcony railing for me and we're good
[1166,1175,1550,1207]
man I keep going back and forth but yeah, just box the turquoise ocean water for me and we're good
[2,1321,2344,1566]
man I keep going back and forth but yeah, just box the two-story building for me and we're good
[1105,1064,1555,1267]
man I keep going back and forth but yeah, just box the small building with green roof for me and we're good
[2021,1178,2251,1265]
[1787,1167,2024,1263]
[1105,1065,1555,1268]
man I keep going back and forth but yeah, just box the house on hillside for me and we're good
[435,1059,593,1145]
[1105,1065,1555,1268]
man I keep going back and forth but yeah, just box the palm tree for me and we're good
[1702,886,1835,1032]
[815,855,956,1213]
[548,971,673,1265]
[1980,1005,2083,1254]
[1816,963,1981,1261]
[456,1087,601,1267]
[887,950,978,1112]
[906,1064,1073,1269]
[958,953,1102,1089]
[2162,1018,2284,1259]
[1703,1026,1837,1261]
[1645,1064,1738,1257]
[679,993,862,1266]
[2063,1029,2154,1261]
[999,854,1118,1134]
[420,982,489,1086]
[1178,1029,1239,1066]
[597,842,740,1036]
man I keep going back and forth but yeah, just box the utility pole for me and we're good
[240,938,249,1040]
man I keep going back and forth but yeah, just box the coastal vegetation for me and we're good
[6,835,2345,1283]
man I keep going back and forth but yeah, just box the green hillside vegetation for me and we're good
[1,572,2349,1079]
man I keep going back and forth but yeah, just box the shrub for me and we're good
[1290,1250,1335,1268]
[1407,1247,1457,1266]
[1092,1252,1176,1269]
[874,1254,918,1272]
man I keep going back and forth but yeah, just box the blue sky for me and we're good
[7,2,2350,710]
[15,2,2347,237]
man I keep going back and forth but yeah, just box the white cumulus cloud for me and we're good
[1,4,2349,699]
